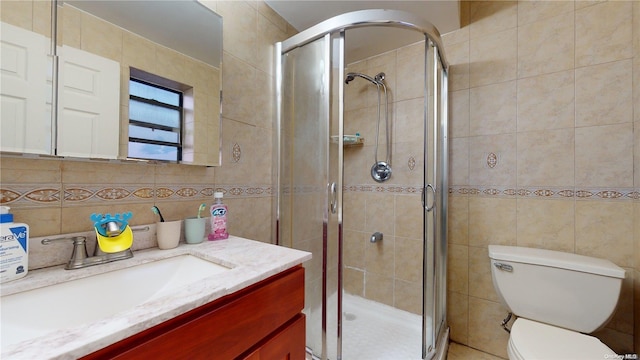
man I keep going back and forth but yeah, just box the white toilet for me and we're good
[488,245,626,360]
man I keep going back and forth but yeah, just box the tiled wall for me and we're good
[0,1,296,263]
[443,1,639,357]
[342,41,429,315]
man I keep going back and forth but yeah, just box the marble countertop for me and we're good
[1,236,311,360]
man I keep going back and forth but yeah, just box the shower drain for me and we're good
[344,312,357,321]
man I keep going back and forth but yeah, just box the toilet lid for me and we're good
[509,318,617,360]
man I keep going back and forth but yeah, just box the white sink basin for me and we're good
[1,255,230,348]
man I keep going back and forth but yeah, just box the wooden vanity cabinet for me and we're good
[81,266,305,360]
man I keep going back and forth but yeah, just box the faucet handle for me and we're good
[41,236,89,270]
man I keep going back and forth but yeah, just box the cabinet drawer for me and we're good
[82,266,304,360]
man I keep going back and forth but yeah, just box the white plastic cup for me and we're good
[156,220,182,250]
[184,217,206,244]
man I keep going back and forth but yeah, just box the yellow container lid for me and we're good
[95,225,133,253]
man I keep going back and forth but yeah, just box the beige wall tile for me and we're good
[469,81,516,136]
[343,230,365,269]
[0,157,61,183]
[222,54,257,125]
[364,272,394,306]
[635,0,640,56]
[394,194,422,239]
[448,244,469,294]
[447,291,469,345]
[364,193,395,236]
[344,267,364,296]
[395,98,424,144]
[257,0,287,33]
[575,123,634,188]
[343,192,365,231]
[469,1,517,39]
[468,197,516,247]
[607,270,633,336]
[517,128,575,187]
[122,32,156,73]
[469,134,516,187]
[396,41,424,102]
[450,138,470,186]
[575,59,633,127]
[395,236,422,283]
[635,269,640,351]
[256,12,286,76]
[224,197,272,243]
[61,160,155,185]
[468,297,509,358]
[448,196,469,246]
[217,1,257,66]
[575,0,633,67]
[468,246,499,302]
[60,5,82,48]
[516,198,575,252]
[394,279,422,314]
[450,89,470,138]
[517,1,574,26]
[390,141,423,187]
[80,12,123,62]
[12,207,61,238]
[634,57,640,124]
[517,12,574,78]
[32,0,51,38]
[444,40,470,92]
[469,29,517,87]
[365,235,395,276]
[517,70,575,132]
[1,1,33,29]
[576,201,634,268]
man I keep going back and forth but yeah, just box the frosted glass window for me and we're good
[128,78,182,161]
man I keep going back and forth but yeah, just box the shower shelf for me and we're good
[331,135,364,147]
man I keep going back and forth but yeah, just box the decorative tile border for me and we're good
[449,185,640,201]
[0,183,274,207]
[343,184,422,195]
[0,184,62,207]
[3,182,636,207]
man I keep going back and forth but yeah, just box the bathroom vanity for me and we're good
[0,237,311,359]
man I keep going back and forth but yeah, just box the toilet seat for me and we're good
[508,318,617,360]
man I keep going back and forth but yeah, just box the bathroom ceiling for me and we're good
[265,0,461,63]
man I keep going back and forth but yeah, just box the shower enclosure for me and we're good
[274,10,448,360]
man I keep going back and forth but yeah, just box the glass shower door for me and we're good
[278,32,342,360]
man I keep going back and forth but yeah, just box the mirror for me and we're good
[0,0,222,166]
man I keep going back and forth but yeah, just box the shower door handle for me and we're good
[422,184,436,212]
[329,182,337,214]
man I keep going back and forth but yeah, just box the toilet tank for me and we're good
[488,245,625,333]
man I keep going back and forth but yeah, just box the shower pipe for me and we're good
[344,72,392,181]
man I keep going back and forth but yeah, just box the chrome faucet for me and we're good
[42,236,133,270]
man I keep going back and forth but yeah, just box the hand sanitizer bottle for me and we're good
[208,192,229,240]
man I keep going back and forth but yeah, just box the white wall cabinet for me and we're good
[57,45,120,159]
[1,22,51,155]
[1,23,120,159]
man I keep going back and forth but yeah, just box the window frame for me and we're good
[127,77,184,162]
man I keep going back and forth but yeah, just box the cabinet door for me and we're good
[242,314,306,360]
[0,22,51,154]
[57,45,120,159]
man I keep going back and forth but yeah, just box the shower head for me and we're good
[345,72,378,85]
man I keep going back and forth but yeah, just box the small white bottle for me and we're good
[208,192,229,241]
[0,206,29,283]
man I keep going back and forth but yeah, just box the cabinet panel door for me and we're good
[57,45,120,159]
[0,22,50,154]
[242,314,306,360]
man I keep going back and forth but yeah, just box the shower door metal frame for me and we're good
[275,9,449,360]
